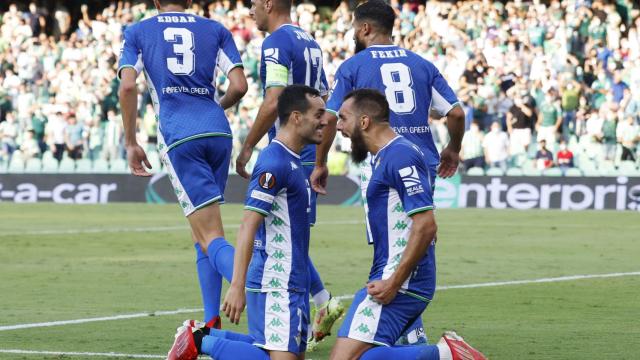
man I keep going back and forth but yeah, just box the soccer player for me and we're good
[118,0,247,330]
[311,0,466,345]
[330,89,486,360]
[235,0,344,347]
[167,85,328,360]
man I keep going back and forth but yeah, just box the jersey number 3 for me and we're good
[380,63,416,114]
[163,27,195,76]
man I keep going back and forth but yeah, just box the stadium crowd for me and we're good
[0,0,639,175]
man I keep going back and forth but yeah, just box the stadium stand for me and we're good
[0,0,638,176]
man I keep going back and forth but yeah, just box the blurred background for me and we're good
[0,0,639,178]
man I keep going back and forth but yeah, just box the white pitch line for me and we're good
[0,349,165,358]
[0,219,365,237]
[2,271,638,333]
[333,271,640,300]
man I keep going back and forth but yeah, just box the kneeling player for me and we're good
[330,89,486,360]
[168,85,328,360]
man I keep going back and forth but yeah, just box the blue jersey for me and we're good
[366,136,436,301]
[260,24,328,164]
[118,12,243,149]
[327,45,459,167]
[244,140,311,293]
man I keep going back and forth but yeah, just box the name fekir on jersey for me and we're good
[244,140,311,293]
[260,24,328,164]
[327,44,459,167]
[366,136,436,302]
[118,12,243,149]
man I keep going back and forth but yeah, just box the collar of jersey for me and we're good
[368,44,398,48]
[272,139,301,159]
[371,135,402,164]
[275,23,301,32]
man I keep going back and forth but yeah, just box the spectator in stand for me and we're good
[103,110,122,162]
[0,112,20,162]
[461,121,485,170]
[611,70,629,105]
[483,121,509,171]
[535,140,554,170]
[20,129,41,160]
[30,109,47,154]
[561,80,580,139]
[617,116,638,162]
[556,139,574,171]
[64,114,84,160]
[506,93,535,164]
[601,113,618,161]
[86,119,104,161]
[536,89,562,148]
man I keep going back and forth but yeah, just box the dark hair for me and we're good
[272,0,292,12]
[277,85,321,126]
[343,88,389,123]
[158,0,190,7]
[354,0,396,35]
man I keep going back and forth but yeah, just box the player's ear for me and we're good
[264,0,273,13]
[360,115,370,130]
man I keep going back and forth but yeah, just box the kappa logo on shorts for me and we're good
[399,166,424,196]
[259,172,276,190]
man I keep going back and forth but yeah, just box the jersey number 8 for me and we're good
[163,27,195,76]
[380,63,416,114]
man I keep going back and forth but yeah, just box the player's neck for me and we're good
[158,5,185,13]
[274,131,303,155]
[367,126,398,155]
[367,34,394,48]
[267,14,293,33]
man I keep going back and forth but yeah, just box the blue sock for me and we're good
[207,237,234,282]
[308,257,325,296]
[201,335,269,360]
[207,328,254,343]
[195,244,221,322]
[360,345,440,360]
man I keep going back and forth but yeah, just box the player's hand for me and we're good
[235,146,253,179]
[438,144,460,178]
[126,144,152,177]
[222,283,246,325]
[366,279,400,305]
[310,164,329,195]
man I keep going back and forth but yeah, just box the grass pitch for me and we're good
[0,204,638,359]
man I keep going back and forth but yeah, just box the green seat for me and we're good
[41,157,59,173]
[564,168,583,177]
[486,167,505,176]
[505,168,523,176]
[24,158,43,173]
[522,167,542,176]
[7,156,24,173]
[466,167,485,176]
[93,159,110,173]
[618,161,638,176]
[110,158,128,173]
[542,167,563,177]
[75,159,93,173]
[58,158,76,173]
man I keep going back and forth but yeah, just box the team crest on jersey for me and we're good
[259,172,276,190]
[264,48,279,64]
[399,166,424,196]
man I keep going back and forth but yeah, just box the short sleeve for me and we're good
[216,26,243,76]
[428,63,459,117]
[262,34,291,89]
[326,63,353,116]
[386,146,434,216]
[117,25,144,80]
[244,154,287,216]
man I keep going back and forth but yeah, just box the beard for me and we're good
[349,126,368,163]
[354,37,366,53]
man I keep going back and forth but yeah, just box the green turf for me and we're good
[0,204,638,359]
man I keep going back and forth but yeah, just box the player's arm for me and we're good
[119,68,151,176]
[222,209,263,324]
[430,65,465,178]
[311,67,351,193]
[368,209,437,305]
[118,25,150,176]
[216,27,247,110]
[236,85,284,178]
[218,67,248,110]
